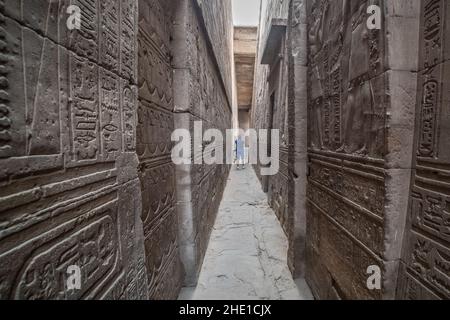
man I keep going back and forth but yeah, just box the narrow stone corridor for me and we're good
[179,166,313,300]
[1,0,449,302]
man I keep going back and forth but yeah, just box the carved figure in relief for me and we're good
[338,82,373,155]
[309,0,327,58]
[337,2,377,156]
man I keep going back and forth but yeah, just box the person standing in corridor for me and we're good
[235,135,246,170]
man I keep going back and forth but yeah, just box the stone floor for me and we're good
[178,166,313,300]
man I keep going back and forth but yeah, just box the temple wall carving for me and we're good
[172,0,233,286]
[251,0,308,278]
[397,0,450,300]
[252,0,436,299]
[303,0,421,300]
[137,0,182,300]
[0,0,232,300]
[0,0,148,300]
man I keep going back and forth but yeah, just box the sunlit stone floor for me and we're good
[178,166,313,300]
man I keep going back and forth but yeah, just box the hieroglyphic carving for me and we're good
[121,0,138,82]
[69,0,99,62]
[308,0,385,157]
[0,184,128,300]
[145,208,181,300]
[0,0,148,300]
[137,101,174,160]
[121,82,137,152]
[398,0,450,300]
[417,66,441,159]
[137,0,184,299]
[309,157,385,217]
[69,54,100,163]
[306,204,382,299]
[0,14,16,159]
[308,181,384,255]
[173,0,232,285]
[330,68,342,147]
[402,232,450,298]
[14,204,119,300]
[100,0,120,73]
[410,187,450,243]
[100,69,122,161]
[305,0,389,299]
[138,0,173,110]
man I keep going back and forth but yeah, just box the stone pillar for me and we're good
[383,0,421,299]
[288,0,309,278]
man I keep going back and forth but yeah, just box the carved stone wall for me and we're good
[251,0,290,236]
[305,0,420,300]
[173,0,233,286]
[251,0,308,278]
[0,0,148,299]
[195,0,234,103]
[397,0,450,300]
[137,0,182,299]
[0,0,232,300]
[252,0,426,299]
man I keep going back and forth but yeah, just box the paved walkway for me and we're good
[179,166,313,300]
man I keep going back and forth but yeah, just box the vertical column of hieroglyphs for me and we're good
[0,0,149,299]
[398,0,450,300]
[137,0,183,299]
[306,0,387,299]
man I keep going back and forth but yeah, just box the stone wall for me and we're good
[0,0,148,299]
[0,0,232,300]
[251,0,442,300]
[397,0,450,300]
[195,0,234,104]
[251,0,308,278]
[305,0,420,300]
[251,0,290,229]
[172,0,233,286]
[137,0,182,299]
[288,0,308,279]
